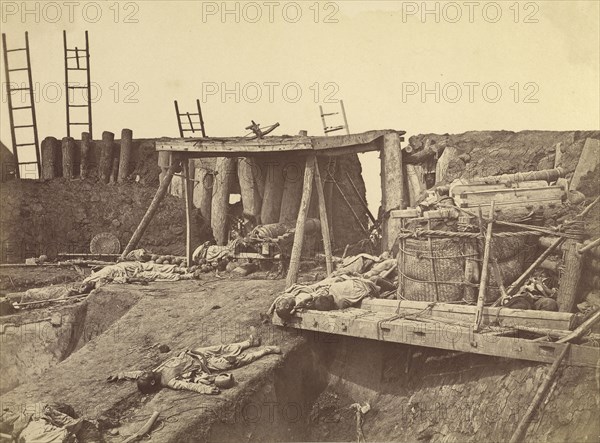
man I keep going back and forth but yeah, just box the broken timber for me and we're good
[271,307,598,368]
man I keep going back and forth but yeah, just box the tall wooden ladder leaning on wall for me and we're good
[319,100,351,245]
[63,30,92,138]
[2,32,41,179]
[174,99,207,138]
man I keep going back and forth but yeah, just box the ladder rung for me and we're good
[6,48,26,52]
[67,104,89,107]
[8,67,29,72]
[66,48,87,52]
[325,126,345,133]
[11,105,32,110]
[67,86,88,89]
[16,143,36,147]
[321,112,339,117]
[67,67,87,71]
[14,125,34,129]
[9,87,30,91]
[179,113,201,117]
[70,122,90,125]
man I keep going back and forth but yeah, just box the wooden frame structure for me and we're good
[121,129,406,287]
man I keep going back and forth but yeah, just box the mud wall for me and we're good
[0,179,204,262]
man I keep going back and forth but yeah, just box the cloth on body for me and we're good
[82,261,190,287]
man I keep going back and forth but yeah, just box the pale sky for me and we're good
[1,0,599,209]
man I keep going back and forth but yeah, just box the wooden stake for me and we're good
[80,132,91,179]
[557,309,600,344]
[182,159,194,267]
[99,131,115,183]
[121,162,177,259]
[313,155,333,275]
[118,128,133,182]
[508,343,571,443]
[41,136,59,180]
[474,201,495,332]
[286,155,315,288]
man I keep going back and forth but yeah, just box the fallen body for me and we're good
[107,333,280,394]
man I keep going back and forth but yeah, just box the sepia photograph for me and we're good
[0,1,599,442]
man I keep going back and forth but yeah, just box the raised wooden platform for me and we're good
[271,303,599,368]
[155,129,405,158]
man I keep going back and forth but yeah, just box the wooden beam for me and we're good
[313,155,333,275]
[360,299,575,331]
[272,309,598,367]
[286,155,315,288]
[121,162,177,259]
[474,202,495,331]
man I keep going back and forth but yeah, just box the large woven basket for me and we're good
[397,234,531,303]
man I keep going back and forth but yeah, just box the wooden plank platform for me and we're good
[272,308,599,368]
[155,130,405,158]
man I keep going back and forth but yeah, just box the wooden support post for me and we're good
[182,160,193,267]
[193,160,213,223]
[121,162,178,259]
[80,132,91,179]
[279,160,305,224]
[557,240,584,312]
[110,154,119,183]
[61,136,75,179]
[99,131,115,183]
[211,157,235,245]
[238,157,263,224]
[41,136,59,180]
[463,239,479,304]
[261,158,285,224]
[381,132,405,251]
[474,202,495,331]
[313,155,333,275]
[286,155,316,288]
[118,128,133,182]
[508,343,571,443]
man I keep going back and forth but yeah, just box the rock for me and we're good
[158,344,170,353]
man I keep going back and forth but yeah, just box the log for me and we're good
[463,240,479,303]
[260,158,285,224]
[579,237,600,254]
[557,240,584,312]
[474,167,566,185]
[313,155,333,275]
[118,128,133,182]
[381,132,405,251]
[279,160,305,224]
[435,146,458,185]
[211,157,235,245]
[61,136,76,179]
[110,155,119,183]
[238,157,263,224]
[121,163,177,259]
[41,136,59,180]
[193,160,213,223]
[508,343,571,443]
[99,131,115,183]
[286,155,316,288]
[557,309,600,343]
[406,164,426,207]
[80,132,91,179]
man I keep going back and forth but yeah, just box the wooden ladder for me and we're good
[2,32,41,179]
[174,99,207,138]
[63,30,92,138]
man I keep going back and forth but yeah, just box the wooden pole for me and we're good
[286,155,316,288]
[80,132,91,179]
[279,159,305,224]
[313,155,333,275]
[121,162,177,259]
[557,309,600,343]
[381,132,405,251]
[193,161,213,224]
[61,136,75,179]
[557,240,584,312]
[579,237,600,254]
[41,136,59,180]
[474,202,495,332]
[99,131,115,183]
[118,128,133,182]
[238,157,263,223]
[182,159,193,267]
[122,411,160,443]
[508,343,571,443]
[260,158,285,224]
